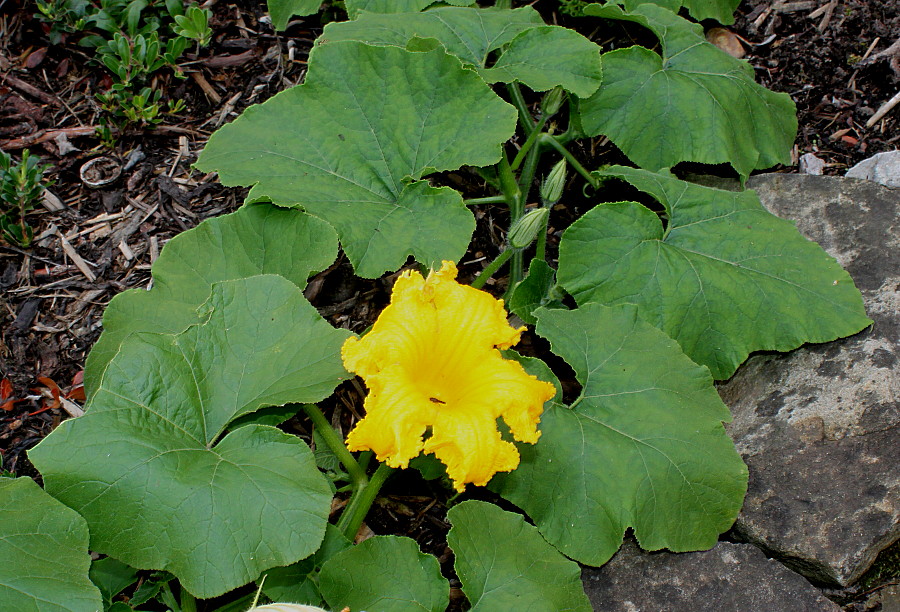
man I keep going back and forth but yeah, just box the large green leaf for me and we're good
[261,525,352,607]
[578,3,796,177]
[30,276,348,599]
[323,7,602,97]
[85,203,337,398]
[557,166,872,379]
[197,41,517,278]
[0,477,103,612]
[319,536,448,611]
[491,304,748,566]
[266,0,321,30]
[344,0,473,17]
[447,500,591,611]
[614,0,741,24]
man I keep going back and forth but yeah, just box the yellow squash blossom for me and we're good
[342,261,556,492]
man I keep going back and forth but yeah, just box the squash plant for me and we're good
[7,0,871,610]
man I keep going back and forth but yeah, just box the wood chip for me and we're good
[118,240,135,261]
[815,0,838,31]
[190,70,222,105]
[149,235,159,263]
[59,396,84,418]
[57,231,97,282]
[41,189,66,212]
[772,1,816,12]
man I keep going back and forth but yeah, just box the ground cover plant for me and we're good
[0,0,880,609]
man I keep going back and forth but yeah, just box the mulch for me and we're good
[1,0,897,608]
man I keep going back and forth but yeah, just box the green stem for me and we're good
[535,208,549,262]
[301,403,367,487]
[180,588,197,612]
[540,134,599,189]
[336,462,395,541]
[510,114,548,172]
[498,150,521,217]
[464,195,507,206]
[505,130,546,301]
[506,82,535,136]
[471,247,514,290]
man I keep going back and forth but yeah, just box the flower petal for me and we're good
[455,351,555,445]
[424,405,520,492]
[345,365,435,468]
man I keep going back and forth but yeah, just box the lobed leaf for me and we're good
[0,477,104,612]
[261,524,352,607]
[447,500,591,611]
[323,7,602,97]
[197,41,517,278]
[343,0,474,18]
[31,275,348,598]
[319,536,448,611]
[85,203,337,398]
[578,3,796,177]
[614,0,741,24]
[267,0,322,31]
[491,304,748,566]
[557,166,872,379]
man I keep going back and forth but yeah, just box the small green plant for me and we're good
[93,30,193,127]
[173,4,213,47]
[97,32,187,87]
[96,86,185,126]
[0,150,52,247]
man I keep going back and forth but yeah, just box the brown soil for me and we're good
[1,0,897,609]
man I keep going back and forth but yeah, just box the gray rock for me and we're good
[801,152,826,175]
[846,150,900,188]
[581,539,840,611]
[718,174,900,586]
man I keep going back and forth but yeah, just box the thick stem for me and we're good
[498,150,521,219]
[336,462,395,541]
[510,115,548,172]
[506,82,535,136]
[535,209,549,262]
[471,248,514,290]
[540,134,599,189]
[180,588,197,612]
[301,403,367,488]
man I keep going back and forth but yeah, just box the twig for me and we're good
[190,70,222,105]
[0,73,58,105]
[0,126,97,150]
[816,0,837,32]
[57,230,97,282]
[860,37,900,66]
[848,37,880,90]
[866,89,900,128]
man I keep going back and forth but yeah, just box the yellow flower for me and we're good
[342,261,556,492]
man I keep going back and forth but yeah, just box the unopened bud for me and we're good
[540,159,567,204]
[540,87,566,117]
[508,207,549,249]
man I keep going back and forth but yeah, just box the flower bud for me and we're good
[540,159,567,204]
[508,207,549,249]
[541,86,566,117]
